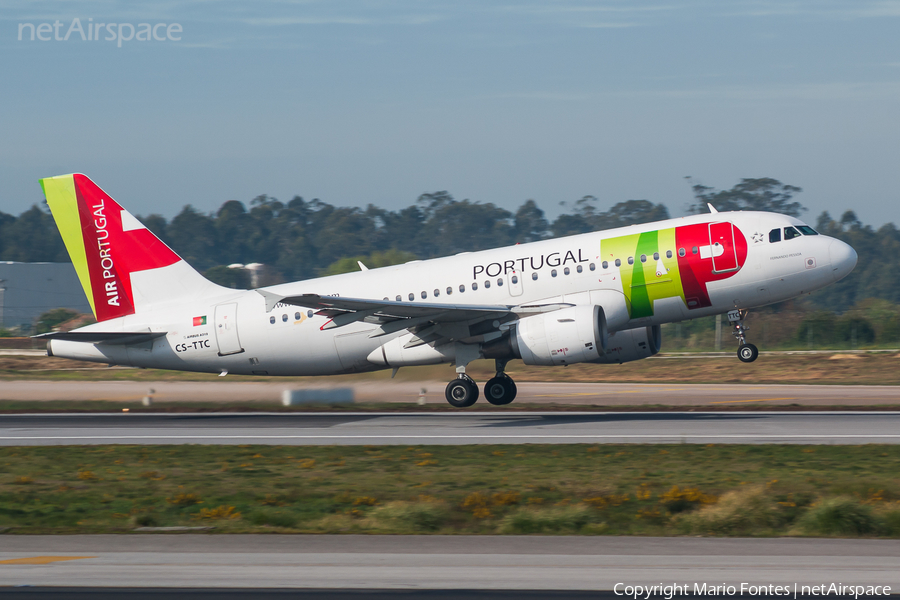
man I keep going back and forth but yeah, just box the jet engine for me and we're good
[506,305,661,366]
[510,305,608,366]
[590,325,661,364]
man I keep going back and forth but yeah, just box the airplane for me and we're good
[37,173,858,408]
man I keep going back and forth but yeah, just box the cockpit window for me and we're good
[796,225,818,236]
[769,228,781,243]
[784,226,801,240]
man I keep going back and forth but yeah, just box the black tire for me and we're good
[737,343,759,363]
[484,375,517,406]
[445,378,479,408]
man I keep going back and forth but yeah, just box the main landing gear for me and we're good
[444,358,518,408]
[727,309,759,363]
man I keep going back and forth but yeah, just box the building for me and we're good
[0,262,91,332]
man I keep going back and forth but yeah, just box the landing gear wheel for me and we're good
[484,375,518,406]
[737,343,759,363]
[445,377,479,408]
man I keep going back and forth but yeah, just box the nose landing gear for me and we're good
[728,309,759,363]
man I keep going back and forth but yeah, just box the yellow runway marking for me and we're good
[0,556,95,565]
[710,397,798,404]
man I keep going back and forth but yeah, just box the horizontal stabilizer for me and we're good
[34,331,167,345]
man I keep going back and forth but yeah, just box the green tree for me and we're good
[603,200,670,228]
[324,249,419,276]
[35,308,82,334]
[204,265,251,289]
[166,205,219,270]
[514,200,550,243]
[687,178,805,216]
[0,205,67,262]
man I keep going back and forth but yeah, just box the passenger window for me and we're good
[434,289,440,297]
[282,314,288,322]
[615,259,621,267]
[396,295,402,302]
[628,256,634,265]
[564,267,570,275]
[308,310,314,318]
[769,229,781,243]
[601,261,608,269]
[472,282,478,290]
[497,278,504,286]
[532,272,538,280]
[640,254,647,263]
[576,265,583,273]
[590,263,596,271]
[797,225,818,236]
[653,252,660,260]
[511,275,518,284]
[484,280,491,288]
[295,312,301,320]
[551,269,558,277]
[459,284,466,293]
[269,316,276,324]
[446,287,452,295]
[666,250,673,259]
[678,248,685,257]
[421,291,427,299]
[692,246,698,255]
[408,293,414,301]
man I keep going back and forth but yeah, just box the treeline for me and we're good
[0,178,895,313]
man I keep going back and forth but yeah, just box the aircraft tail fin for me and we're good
[40,173,226,322]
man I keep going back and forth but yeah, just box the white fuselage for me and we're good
[49,211,857,375]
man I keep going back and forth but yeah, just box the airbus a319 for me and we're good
[38,174,858,408]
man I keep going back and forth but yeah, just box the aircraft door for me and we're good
[709,222,739,273]
[508,269,524,297]
[214,302,244,356]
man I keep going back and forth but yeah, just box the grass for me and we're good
[2,444,900,536]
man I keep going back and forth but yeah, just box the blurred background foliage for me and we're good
[3,177,900,348]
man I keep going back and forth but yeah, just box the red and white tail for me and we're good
[40,173,225,321]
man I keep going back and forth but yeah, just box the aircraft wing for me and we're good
[257,290,571,337]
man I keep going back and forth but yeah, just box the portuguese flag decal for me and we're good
[193,315,207,326]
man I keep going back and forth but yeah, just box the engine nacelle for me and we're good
[591,325,661,364]
[511,305,608,366]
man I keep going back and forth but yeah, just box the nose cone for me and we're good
[829,239,858,282]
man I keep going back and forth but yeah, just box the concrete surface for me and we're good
[3,411,900,445]
[2,381,899,406]
[1,535,898,590]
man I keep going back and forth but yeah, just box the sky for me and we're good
[2,0,899,226]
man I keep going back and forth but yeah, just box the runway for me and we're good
[2,380,900,406]
[3,411,900,445]
[2,535,898,590]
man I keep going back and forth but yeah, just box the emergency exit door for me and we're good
[214,303,244,356]
[708,222,739,273]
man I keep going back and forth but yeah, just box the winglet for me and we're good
[357,261,369,271]
[707,203,719,214]
[256,289,283,313]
